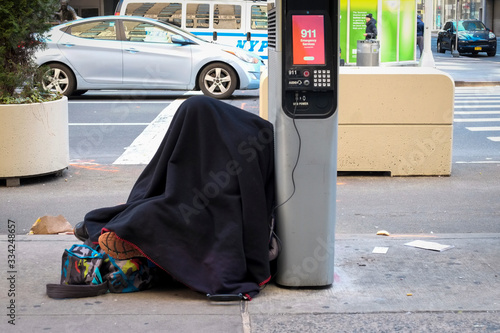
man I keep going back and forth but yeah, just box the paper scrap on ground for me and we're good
[376,230,390,236]
[29,215,73,235]
[372,247,389,254]
[404,240,454,252]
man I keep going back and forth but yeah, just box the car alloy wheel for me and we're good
[42,63,75,96]
[199,63,237,99]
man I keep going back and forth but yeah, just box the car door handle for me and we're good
[62,43,75,47]
[125,48,139,53]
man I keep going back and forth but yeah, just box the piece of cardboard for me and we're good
[29,215,73,235]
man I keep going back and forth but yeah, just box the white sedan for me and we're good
[36,16,263,99]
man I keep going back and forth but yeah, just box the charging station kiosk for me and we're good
[267,0,338,287]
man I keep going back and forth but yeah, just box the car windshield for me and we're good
[454,21,487,32]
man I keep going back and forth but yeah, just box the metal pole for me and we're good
[452,0,460,57]
[419,0,435,67]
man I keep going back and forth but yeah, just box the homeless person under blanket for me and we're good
[80,95,276,299]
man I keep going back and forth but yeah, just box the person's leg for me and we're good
[417,36,424,58]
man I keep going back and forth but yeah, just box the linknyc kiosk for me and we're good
[268,0,338,287]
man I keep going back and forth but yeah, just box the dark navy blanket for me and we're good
[82,96,275,298]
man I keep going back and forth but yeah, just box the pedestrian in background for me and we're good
[55,0,77,23]
[364,13,378,40]
[417,15,424,58]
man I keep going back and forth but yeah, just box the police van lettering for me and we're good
[236,40,268,53]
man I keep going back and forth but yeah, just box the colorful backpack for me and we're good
[46,242,158,298]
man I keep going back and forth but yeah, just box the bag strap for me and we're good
[46,282,108,299]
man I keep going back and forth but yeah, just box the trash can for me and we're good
[356,40,380,66]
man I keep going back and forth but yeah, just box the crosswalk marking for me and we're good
[466,126,500,131]
[454,96,500,99]
[69,123,149,126]
[113,99,186,165]
[455,96,500,104]
[455,88,500,146]
[455,118,500,122]
[69,100,171,104]
[455,104,500,108]
[455,160,500,164]
[455,111,500,115]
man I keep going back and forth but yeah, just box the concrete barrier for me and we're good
[260,67,454,176]
[259,68,269,121]
[338,67,454,176]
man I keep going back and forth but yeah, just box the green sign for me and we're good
[399,0,416,61]
[339,0,416,64]
[339,0,348,63]
[381,0,398,62]
[348,0,378,64]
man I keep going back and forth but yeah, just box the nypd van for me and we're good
[115,0,272,62]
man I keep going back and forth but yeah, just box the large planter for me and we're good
[0,97,69,185]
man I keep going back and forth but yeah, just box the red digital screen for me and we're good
[292,15,325,65]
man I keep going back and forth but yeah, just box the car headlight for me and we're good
[223,49,260,64]
[489,32,496,39]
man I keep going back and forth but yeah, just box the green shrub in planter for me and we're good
[0,0,60,104]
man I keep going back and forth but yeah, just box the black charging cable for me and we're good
[269,92,303,254]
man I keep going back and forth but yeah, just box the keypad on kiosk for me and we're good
[313,69,331,88]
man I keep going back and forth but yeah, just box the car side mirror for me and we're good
[171,35,192,45]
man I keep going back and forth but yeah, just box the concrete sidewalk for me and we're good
[1,232,499,332]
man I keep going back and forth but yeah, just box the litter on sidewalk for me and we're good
[404,240,454,252]
[376,230,390,236]
[29,215,73,235]
[372,247,389,254]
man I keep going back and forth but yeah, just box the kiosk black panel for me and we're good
[281,1,338,118]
